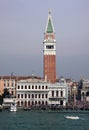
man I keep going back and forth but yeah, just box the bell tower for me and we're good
[43,10,56,83]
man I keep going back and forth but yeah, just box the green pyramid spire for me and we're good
[47,18,53,33]
[45,10,54,33]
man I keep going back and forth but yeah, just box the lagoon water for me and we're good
[0,110,89,130]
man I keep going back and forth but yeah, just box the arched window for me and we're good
[25,85,27,89]
[42,86,44,89]
[32,85,34,89]
[21,85,23,89]
[29,85,30,89]
[28,101,30,106]
[39,86,41,89]
[52,91,54,97]
[45,101,48,105]
[25,94,27,98]
[42,101,44,105]
[35,94,37,98]
[28,94,30,98]
[60,91,63,97]
[35,85,37,89]
[46,86,48,89]
[38,101,41,105]
[32,94,34,98]
[25,101,27,106]
[42,94,44,98]
[21,101,23,106]
[35,101,37,105]
[45,94,48,98]
[56,91,59,97]
[32,101,34,105]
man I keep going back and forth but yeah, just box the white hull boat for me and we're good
[10,103,17,112]
[65,116,79,120]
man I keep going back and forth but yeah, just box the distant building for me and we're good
[0,78,4,95]
[81,79,89,102]
[0,76,43,97]
[0,76,17,96]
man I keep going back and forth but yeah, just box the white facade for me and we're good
[48,83,68,106]
[81,79,89,102]
[16,78,68,107]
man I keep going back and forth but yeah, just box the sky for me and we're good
[0,0,89,80]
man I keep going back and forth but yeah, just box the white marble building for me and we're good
[16,77,68,107]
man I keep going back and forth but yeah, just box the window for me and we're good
[21,94,23,98]
[35,94,37,98]
[60,91,63,97]
[32,85,34,89]
[21,85,23,89]
[21,101,23,106]
[28,94,30,98]
[35,85,37,89]
[18,85,20,89]
[52,91,54,97]
[25,101,27,106]
[46,86,48,89]
[42,86,44,89]
[25,94,27,98]
[39,86,41,89]
[45,101,48,105]
[42,101,44,105]
[39,94,40,98]
[25,85,27,89]
[45,94,48,98]
[28,101,30,106]
[35,101,37,105]
[32,94,34,98]
[32,101,34,105]
[42,94,44,98]
[60,100,63,105]
[38,101,41,105]
[46,45,54,49]
[56,91,59,97]
[29,85,30,89]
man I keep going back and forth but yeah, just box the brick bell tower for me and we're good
[43,10,56,83]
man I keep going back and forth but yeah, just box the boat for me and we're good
[65,115,79,120]
[10,102,17,112]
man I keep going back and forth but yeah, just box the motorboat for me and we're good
[65,115,79,120]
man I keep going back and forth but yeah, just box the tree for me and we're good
[2,88,11,98]
[0,95,3,105]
